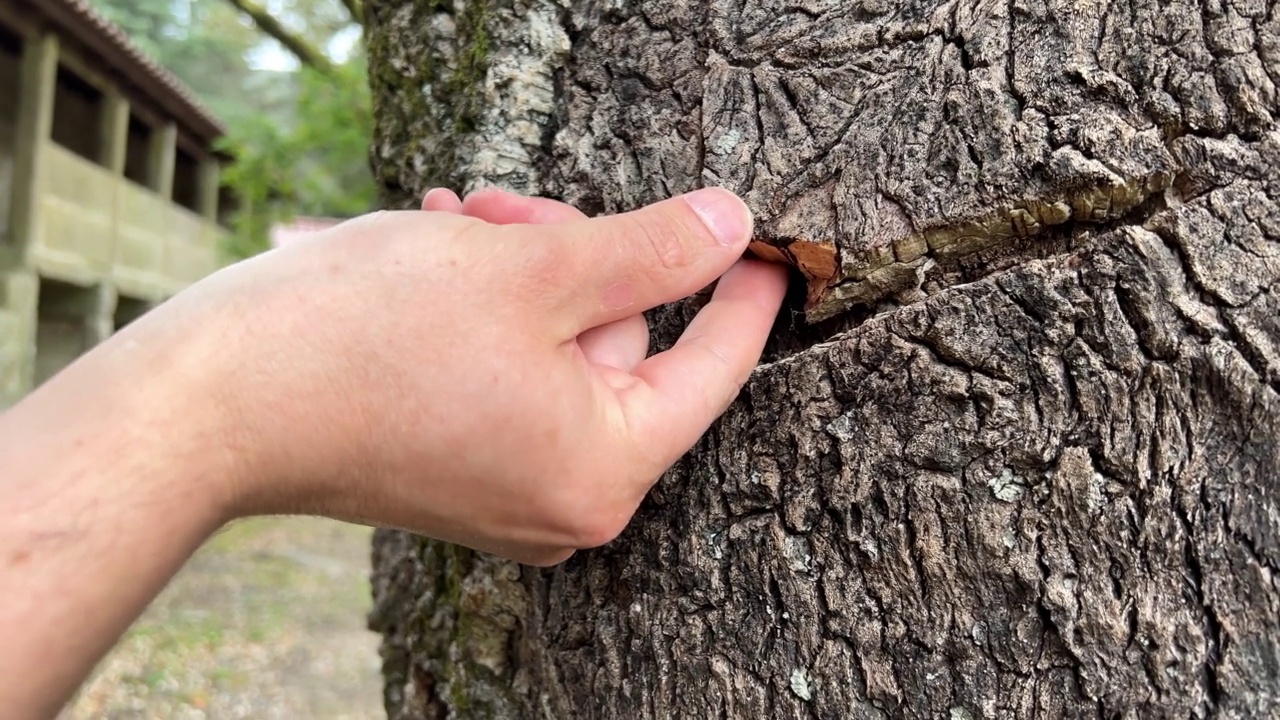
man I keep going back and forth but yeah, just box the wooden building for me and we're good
[0,0,230,405]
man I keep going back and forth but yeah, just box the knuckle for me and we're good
[513,240,574,304]
[633,219,691,274]
[689,335,735,373]
[570,511,630,549]
[544,473,635,549]
[526,548,576,568]
[686,336,744,408]
[526,242,569,285]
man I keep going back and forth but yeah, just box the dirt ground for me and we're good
[62,517,385,720]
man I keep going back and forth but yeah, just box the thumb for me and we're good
[512,187,754,332]
[621,258,788,478]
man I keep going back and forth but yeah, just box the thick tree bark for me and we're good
[364,0,1280,717]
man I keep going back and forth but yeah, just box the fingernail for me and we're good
[682,187,752,248]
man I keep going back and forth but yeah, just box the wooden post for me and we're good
[148,122,177,199]
[98,92,129,175]
[86,282,116,346]
[7,32,58,262]
[98,92,129,274]
[196,156,221,221]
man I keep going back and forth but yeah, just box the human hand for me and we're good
[0,187,787,718]
[420,187,656,385]
[150,187,789,565]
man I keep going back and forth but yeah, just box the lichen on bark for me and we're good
[366,0,568,206]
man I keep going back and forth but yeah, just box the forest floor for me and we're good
[61,516,384,720]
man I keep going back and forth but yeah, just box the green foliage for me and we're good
[218,58,376,257]
[92,0,175,53]
[88,0,376,259]
[90,0,262,110]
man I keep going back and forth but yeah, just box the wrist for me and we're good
[4,295,251,530]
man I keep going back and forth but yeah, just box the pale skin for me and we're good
[0,187,788,718]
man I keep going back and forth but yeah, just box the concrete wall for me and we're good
[0,26,228,407]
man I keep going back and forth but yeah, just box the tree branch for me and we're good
[221,0,336,74]
[339,0,364,25]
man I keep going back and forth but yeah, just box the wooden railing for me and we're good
[31,140,225,299]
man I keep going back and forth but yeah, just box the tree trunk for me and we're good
[363,0,1280,717]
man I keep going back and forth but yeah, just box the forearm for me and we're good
[0,321,238,718]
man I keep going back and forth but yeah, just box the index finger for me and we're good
[619,258,789,474]
[461,188,588,224]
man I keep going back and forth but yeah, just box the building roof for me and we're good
[20,0,226,143]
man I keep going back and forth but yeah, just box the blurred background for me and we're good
[0,0,383,716]
[87,0,377,258]
[64,518,382,719]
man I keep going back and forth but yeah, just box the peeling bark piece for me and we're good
[700,5,1199,320]
[749,238,839,305]
[543,0,1272,321]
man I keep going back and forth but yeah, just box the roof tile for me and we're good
[33,0,226,140]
